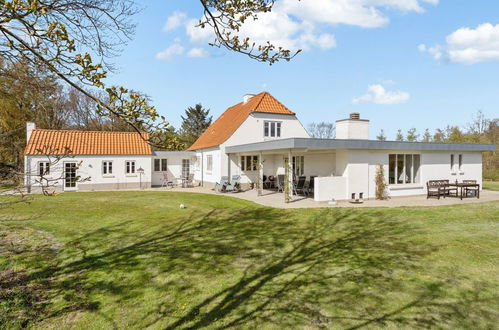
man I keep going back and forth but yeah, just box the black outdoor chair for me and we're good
[307,176,316,196]
[294,176,307,196]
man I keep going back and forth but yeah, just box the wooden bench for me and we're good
[426,180,457,199]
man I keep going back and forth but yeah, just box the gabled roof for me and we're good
[188,92,296,151]
[25,129,152,155]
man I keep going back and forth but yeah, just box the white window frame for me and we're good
[241,155,258,171]
[102,161,113,176]
[206,155,213,173]
[38,161,50,176]
[292,156,305,176]
[125,160,136,175]
[458,154,463,173]
[388,154,421,185]
[450,154,455,173]
[264,121,282,138]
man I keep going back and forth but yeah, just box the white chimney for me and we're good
[26,122,35,144]
[243,94,255,104]
[335,113,369,140]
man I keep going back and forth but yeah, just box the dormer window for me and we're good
[264,121,281,138]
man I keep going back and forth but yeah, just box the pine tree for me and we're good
[395,129,404,141]
[180,104,213,148]
[406,128,419,142]
[422,128,432,142]
[376,129,387,141]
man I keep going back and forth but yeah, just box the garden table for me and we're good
[447,183,480,200]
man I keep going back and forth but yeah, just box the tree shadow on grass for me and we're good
[1,206,498,328]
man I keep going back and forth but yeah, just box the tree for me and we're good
[446,126,464,143]
[375,164,387,200]
[433,128,445,143]
[376,129,387,141]
[395,129,404,141]
[307,122,335,139]
[180,104,213,148]
[406,128,419,142]
[199,0,301,64]
[422,129,432,142]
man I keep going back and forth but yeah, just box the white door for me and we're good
[64,162,78,191]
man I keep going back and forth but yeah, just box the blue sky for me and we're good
[106,0,499,139]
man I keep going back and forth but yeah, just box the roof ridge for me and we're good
[250,92,267,113]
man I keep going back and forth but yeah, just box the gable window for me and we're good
[38,162,50,176]
[241,155,258,171]
[154,159,167,172]
[102,161,113,175]
[388,154,420,185]
[264,121,281,138]
[126,161,136,174]
[206,155,213,173]
[292,156,305,176]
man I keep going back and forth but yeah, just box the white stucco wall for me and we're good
[25,154,152,192]
[151,155,196,186]
[194,148,222,184]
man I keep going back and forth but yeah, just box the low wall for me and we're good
[314,176,347,202]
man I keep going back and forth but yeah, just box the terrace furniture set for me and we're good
[214,175,241,193]
[426,179,480,200]
[161,173,195,189]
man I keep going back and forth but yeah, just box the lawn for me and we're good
[483,181,499,191]
[1,192,498,329]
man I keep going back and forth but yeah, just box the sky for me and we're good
[106,0,499,139]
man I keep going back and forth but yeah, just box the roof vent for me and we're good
[350,112,360,120]
[243,94,255,104]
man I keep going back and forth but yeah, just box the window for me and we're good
[450,154,455,172]
[182,159,190,178]
[126,161,136,174]
[206,155,213,172]
[388,154,420,185]
[102,161,113,175]
[241,155,258,171]
[154,159,167,172]
[292,156,305,176]
[458,154,463,171]
[38,162,50,176]
[264,121,281,138]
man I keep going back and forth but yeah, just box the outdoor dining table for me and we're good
[446,183,480,200]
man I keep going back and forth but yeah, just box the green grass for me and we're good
[483,181,499,191]
[1,192,498,329]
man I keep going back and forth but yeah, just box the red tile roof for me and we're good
[25,129,152,155]
[188,92,295,150]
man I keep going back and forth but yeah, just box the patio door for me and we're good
[64,162,78,191]
[182,159,190,178]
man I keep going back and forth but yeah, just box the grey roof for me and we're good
[225,138,496,153]
[153,151,196,157]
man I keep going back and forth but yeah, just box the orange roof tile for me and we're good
[25,129,152,155]
[188,92,295,150]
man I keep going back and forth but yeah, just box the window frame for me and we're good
[388,154,421,186]
[38,161,50,176]
[458,154,463,172]
[102,160,113,176]
[263,121,282,138]
[206,155,213,173]
[125,160,136,175]
[292,156,305,176]
[240,155,259,171]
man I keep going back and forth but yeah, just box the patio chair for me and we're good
[307,176,316,196]
[426,180,453,199]
[294,176,307,196]
[463,180,479,197]
[214,176,229,192]
[276,175,285,192]
[184,173,195,188]
[161,172,175,189]
[225,175,241,193]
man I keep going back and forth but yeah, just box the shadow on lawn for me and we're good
[2,206,498,329]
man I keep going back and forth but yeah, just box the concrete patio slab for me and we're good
[152,186,499,209]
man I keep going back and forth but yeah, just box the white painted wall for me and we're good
[25,154,152,192]
[151,155,196,186]
[314,176,347,201]
[335,120,369,140]
[194,147,222,184]
[224,112,310,147]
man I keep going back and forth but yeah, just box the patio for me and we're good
[154,186,499,209]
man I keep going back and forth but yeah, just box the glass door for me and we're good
[64,162,78,191]
[182,159,190,178]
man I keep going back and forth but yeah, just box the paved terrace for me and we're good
[153,186,499,209]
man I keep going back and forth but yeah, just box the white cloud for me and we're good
[163,11,187,31]
[155,43,184,61]
[160,0,437,59]
[187,48,210,58]
[353,84,410,105]
[420,23,499,64]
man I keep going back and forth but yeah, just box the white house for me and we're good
[188,92,495,201]
[24,91,495,201]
